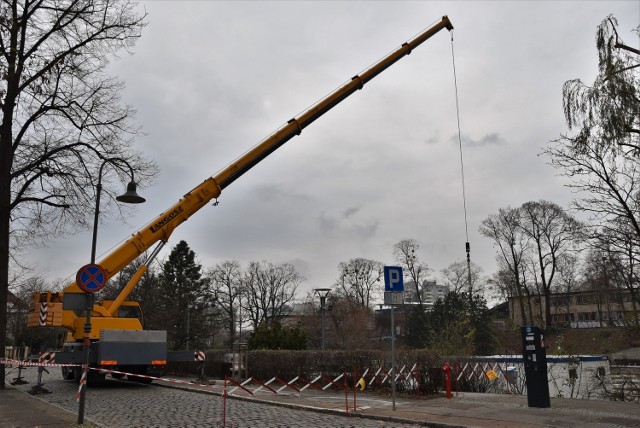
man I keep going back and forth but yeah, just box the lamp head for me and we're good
[116,181,146,204]
[314,288,332,298]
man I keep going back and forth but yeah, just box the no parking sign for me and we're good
[76,263,107,293]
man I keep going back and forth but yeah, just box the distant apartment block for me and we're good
[403,280,449,311]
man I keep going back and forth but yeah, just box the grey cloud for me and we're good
[343,206,360,218]
[451,133,504,147]
[318,212,378,240]
[424,135,439,145]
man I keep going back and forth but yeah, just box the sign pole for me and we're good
[77,292,93,424]
[383,265,403,413]
[391,302,396,411]
[76,263,107,424]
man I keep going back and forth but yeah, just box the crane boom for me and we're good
[28,16,453,382]
[62,16,453,297]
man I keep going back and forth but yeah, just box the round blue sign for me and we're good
[76,263,108,293]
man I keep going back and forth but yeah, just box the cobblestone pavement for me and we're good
[7,367,422,427]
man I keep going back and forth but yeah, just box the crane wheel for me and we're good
[61,366,75,381]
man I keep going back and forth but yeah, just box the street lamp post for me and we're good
[314,288,331,351]
[603,256,612,327]
[78,158,145,425]
[184,293,191,350]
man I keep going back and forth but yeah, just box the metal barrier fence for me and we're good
[3,346,30,361]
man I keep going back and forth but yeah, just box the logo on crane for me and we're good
[150,206,184,232]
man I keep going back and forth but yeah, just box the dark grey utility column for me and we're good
[521,326,551,408]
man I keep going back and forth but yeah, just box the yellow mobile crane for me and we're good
[28,16,453,381]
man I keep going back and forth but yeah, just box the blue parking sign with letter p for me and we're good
[384,266,404,292]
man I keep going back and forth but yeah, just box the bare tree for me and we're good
[545,136,640,245]
[334,258,383,309]
[612,243,640,327]
[544,17,639,329]
[242,261,302,329]
[593,226,640,326]
[326,299,374,350]
[209,260,243,347]
[555,253,581,326]
[392,239,430,309]
[441,260,483,296]
[519,200,583,327]
[0,0,151,387]
[582,249,609,327]
[480,207,530,325]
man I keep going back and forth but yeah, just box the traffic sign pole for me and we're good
[76,263,106,425]
[383,265,403,412]
[391,301,396,411]
[77,292,93,424]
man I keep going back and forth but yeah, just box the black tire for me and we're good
[73,366,83,383]
[87,370,106,384]
[61,366,75,381]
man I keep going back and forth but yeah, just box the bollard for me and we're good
[10,365,28,385]
[193,360,210,385]
[223,376,228,427]
[353,368,357,412]
[442,362,452,399]
[344,371,349,415]
[29,366,51,395]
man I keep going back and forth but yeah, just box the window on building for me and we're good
[576,295,595,305]
[551,296,569,306]
[552,313,574,324]
[578,312,598,321]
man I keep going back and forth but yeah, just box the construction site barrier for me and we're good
[2,358,452,400]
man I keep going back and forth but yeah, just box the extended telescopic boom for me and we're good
[64,16,453,301]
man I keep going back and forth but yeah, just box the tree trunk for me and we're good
[228,311,235,348]
[517,287,528,326]
[544,288,552,328]
[0,78,18,388]
[0,116,14,390]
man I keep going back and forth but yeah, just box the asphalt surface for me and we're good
[3,367,640,427]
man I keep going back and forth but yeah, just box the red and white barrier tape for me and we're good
[0,358,79,368]
[91,367,216,389]
[2,359,220,394]
[1,359,210,387]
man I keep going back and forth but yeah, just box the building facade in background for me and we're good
[404,280,449,311]
[509,289,639,328]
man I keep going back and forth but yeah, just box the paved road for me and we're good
[7,367,421,427]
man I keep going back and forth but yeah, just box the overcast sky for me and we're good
[27,1,639,301]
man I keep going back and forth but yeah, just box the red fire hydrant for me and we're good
[442,362,452,399]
